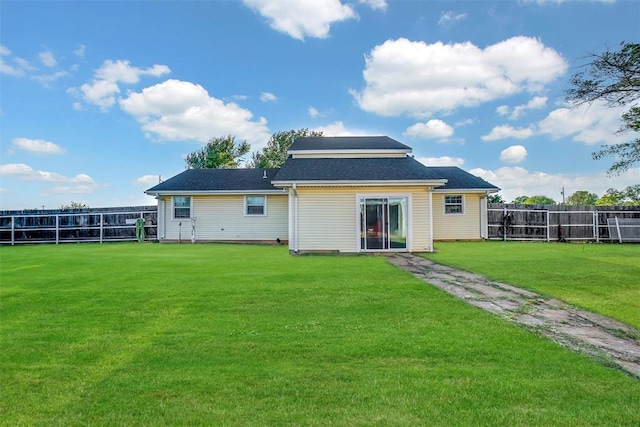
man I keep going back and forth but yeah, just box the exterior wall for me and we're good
[159,194,288,242]
[293,186,432,253]
[432,192,485,240]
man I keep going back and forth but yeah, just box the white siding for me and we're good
[294,186,432,253]
[432,193,484,240]
[159,194,288,242]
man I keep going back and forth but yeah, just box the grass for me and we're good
[425,241,640,329]
[1,243,639,426]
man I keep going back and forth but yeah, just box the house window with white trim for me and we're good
[173,196,191,219]
[245,195,266,216]
[444,195,464,214]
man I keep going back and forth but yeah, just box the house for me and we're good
[145,136,499,253]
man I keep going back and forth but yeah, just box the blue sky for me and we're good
[1,0,638,210]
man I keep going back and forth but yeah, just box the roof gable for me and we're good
[288,136,411,152]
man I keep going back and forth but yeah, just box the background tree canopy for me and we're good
[185,135,250,169]
[248,129,323,169]
[566,42,640,175]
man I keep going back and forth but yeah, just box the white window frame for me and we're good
[172,196,192,220]
[245,195,267,216]
[444,194,464,215]
[354,193,412,252]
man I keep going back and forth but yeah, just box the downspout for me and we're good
[157,197,165,240]
[480,192,488,239]
[293,183,299,253]
[428,188,434,252]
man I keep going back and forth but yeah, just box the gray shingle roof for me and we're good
[272,157,446,182]
[145,168,280,193]
[289,136,411,151]
[425,167,499,190]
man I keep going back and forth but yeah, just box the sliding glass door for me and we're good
[360,197,407,251]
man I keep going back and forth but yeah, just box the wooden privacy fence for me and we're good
[0,206,157,245]
[487,204,640,242]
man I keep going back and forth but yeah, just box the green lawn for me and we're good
[1,243,639,426]
[425,241,640,329]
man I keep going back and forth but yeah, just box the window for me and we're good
[444,195,464,214]
[245,195,266,216]
[173,196,191,219]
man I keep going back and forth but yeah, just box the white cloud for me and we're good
[470,165,640,204]
[38,51,56,67]
[508,96,548,119]
[417,156,465,167]
[0,45,27,77]
[496,105,510,116]
[404,119,454,142]
[119,79,270,147]
[482,125,535,141]
[134,175,161,186]
[96,59,169,84]
[74,44,86,57]
[360,0,387,10]
[308,106,320,118]
[32,70,70,87]
[438,11,467,27]
[0,163,92,183]
[353,36,567,117]
[76,59,171,111]
[500,145,527,163]
[80,79,120,111]
[537,102,625,145]
[12,138,65,155]
[311,121,367,136]
[260,91,277,102]
[242,0,357,40]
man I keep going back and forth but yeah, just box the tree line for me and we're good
[184,129,322,170]
[489,186,640,206]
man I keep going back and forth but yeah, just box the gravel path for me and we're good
[388,253,640,379]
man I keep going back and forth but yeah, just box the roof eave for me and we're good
[145,189,286,196]
[271,179,447,187]
[432,187,501,193]
[288,148,411,156]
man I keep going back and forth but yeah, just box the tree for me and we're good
[524,195,556,205]
[595,188,626,206]
[566,42,640,175]
[624,184,640,205]
[248,129,323,169]
[565,190,598,206]
[185,135,250,169]
[60,201,88,210]
[487,193,504,204]
[512,196,529,204]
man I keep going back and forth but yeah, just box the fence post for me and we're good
[546,208,550,242]
[11,216,15,246]
[503,206,507,241]
[100,214,104,243]
[56,214,59,244]
[593,210,598,243]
